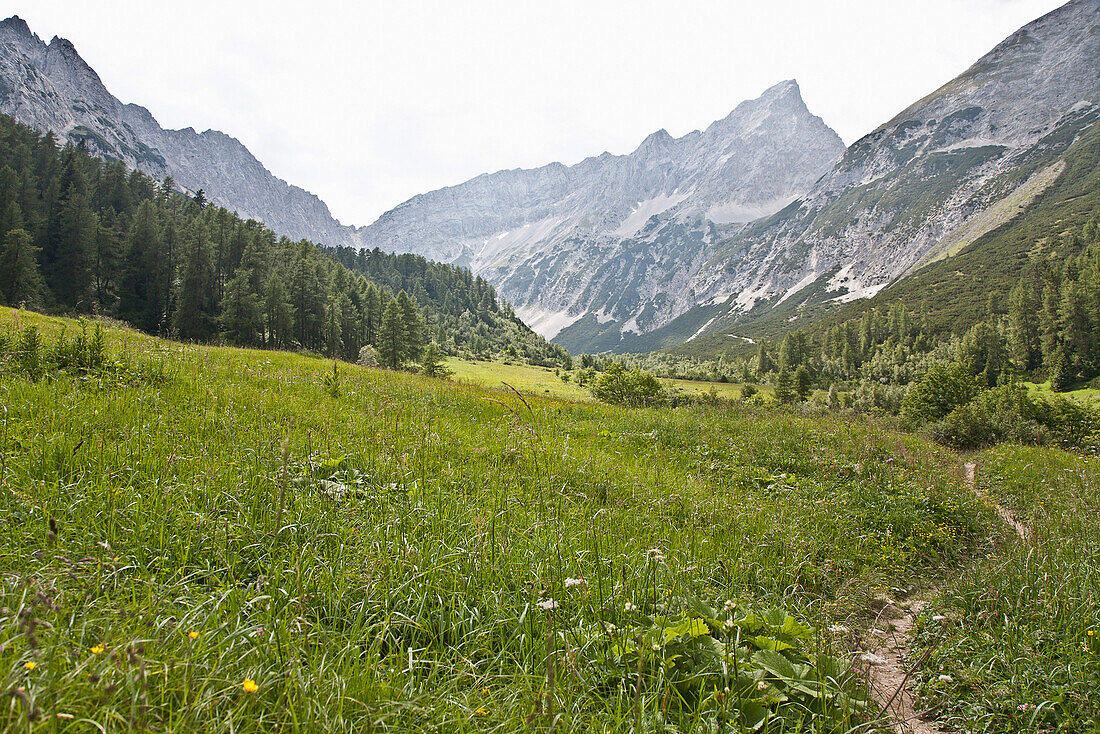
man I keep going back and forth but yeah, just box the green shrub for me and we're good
[929,385,1100,450]
[900,363,983,428]
[590,362,666,407]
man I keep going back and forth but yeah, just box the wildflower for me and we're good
[757,681,768,691]
[1017,703,1035,711]
[476,707,489,716]
[932,615,947,622]
[828,625,849,634]
[537,599,559,611]
[189,631,200,640]
[242,679,259,693]
[91,645,104,654]
[624,602,637,612]
[564,577,584,589]
[723,600,736,612]
[24,661,35,671]
[724,618,736,631]
[652,643,661,652]
[938,674,953,682]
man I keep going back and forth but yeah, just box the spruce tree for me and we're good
[174,230,218,341]
[396,290,423,361]
[263,271,294,348]
[0,228,44,307]
[220,268,263,346]
[774,369,797,405]
[420,342,451,378]
[119,202,167,333]
[377,297,405,370]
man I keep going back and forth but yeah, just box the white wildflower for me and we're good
[564,577,584,589]
[624,602,637,612]
[537,599,559,611]
[938,674,953,682]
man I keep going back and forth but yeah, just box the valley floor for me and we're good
[0,308,1095,732]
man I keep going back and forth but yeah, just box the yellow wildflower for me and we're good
[189,631,200,640]
[91,645,104,654]
[476,707,489,716]
[242,679,259,693]
[24,661,35,670]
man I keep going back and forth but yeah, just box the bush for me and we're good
[590,363,666,407]
[357,344,379,367]
[900,363,983,428]
[929,385,1100,450]
[741,383,758,399]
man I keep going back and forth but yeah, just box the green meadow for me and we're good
[0,307,1095,732]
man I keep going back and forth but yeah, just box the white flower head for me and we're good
[537,599,559,611]
[932,615,947,623]
[938,674,953,682]
[623,602,637,612]
[564,577,584,589]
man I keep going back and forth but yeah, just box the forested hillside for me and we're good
[0,113,569,368]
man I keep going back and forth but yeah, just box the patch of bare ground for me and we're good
[856,460,1035,733]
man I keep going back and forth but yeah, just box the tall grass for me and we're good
[913,444,1100,733]
[0,308,992,732]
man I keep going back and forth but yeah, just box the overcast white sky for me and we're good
[10,0,1067,227]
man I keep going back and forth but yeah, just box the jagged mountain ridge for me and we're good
[0,15,357,247]
[673,0,1100,352]
[361,80,846,343]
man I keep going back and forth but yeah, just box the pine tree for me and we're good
[774,369,797,405]
[0,228,44,307]
[794,365,812,401]
[396,290,423,361]
[220,268,263,346]
[377,296,405,370]
[1006,281,1040,371]
[263,271,294,348]
[420,342,451,379]
[119,202,166,332]
[45,151,97,309]
[174,230,218,341]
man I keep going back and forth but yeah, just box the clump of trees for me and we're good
[0,113,569,371]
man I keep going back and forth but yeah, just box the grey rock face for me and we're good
[697,0,1100,327]
[360,80,846,343]
[0,16,357,247]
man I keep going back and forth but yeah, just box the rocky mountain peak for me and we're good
[0,15,33,39]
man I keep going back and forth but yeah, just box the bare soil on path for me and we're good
[858,460,1034,733]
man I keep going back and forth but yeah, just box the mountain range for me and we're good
[2,0,1097,354]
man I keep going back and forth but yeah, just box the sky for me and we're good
[10,0,1069,227]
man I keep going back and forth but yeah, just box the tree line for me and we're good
[0,113,569,370]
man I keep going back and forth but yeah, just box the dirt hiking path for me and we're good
[859,460,1034,734]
